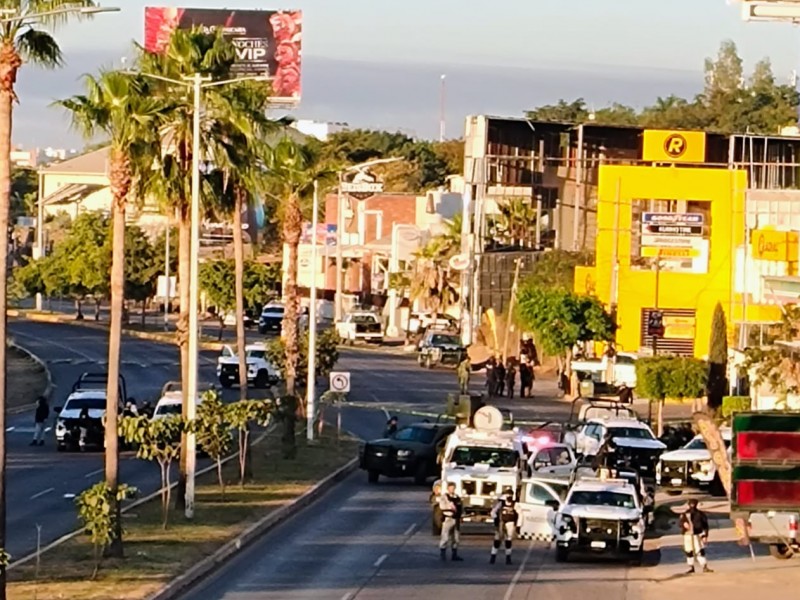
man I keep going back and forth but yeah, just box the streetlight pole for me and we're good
[164,221,170,331]
[127,69,267,519]
[307,180,319,441]
[439,74,447,142]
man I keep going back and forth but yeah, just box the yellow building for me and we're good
[576,129,785,358]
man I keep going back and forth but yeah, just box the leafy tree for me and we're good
[743,306,800,404]
[265,328,341,394]
[119,414,184,529]
[635,356,708,434]
[523,250,593,291]
[151,226,179,276]
[526,98,590,123]
[11,167,37,218]
[491,198,538,248]
[194,390,233,495]
[409,236,459,319]
[707,302,729,411]
[199,259,281,316]
[431,139,464,176]
[123,224,159,319]
[515,284,615,373]
[75,482,137,578]
[274,394,298,459]
[225,400,272,485]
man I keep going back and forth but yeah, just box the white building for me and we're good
[290,120,349,141]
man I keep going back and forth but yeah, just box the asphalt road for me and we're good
[177,469,650,600]
[3,319,467,559]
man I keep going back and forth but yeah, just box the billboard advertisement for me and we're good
[144,7,302,101]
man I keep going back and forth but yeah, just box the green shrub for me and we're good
[635,356,708,400]
[721,396,751,419]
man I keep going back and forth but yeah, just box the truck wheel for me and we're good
[769,544,794,560]
[219,378,233,389]
[432,506,443,535]
[629,547,644,566]
[56,443,66,453]
[555,547,569,563]
[425,356,434,369]
[254,370,269,389]
[367,470,380,484]
[709,474,725,497]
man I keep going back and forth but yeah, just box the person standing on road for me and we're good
[495,360,506,397]
[485,356,497,397]
[439,482,464,561]
[506,361,517,399]
[383,416,398,438]
[680,499,712,574]
[457,354,471,395]
[490,493,519,564]
[31,396,49,447]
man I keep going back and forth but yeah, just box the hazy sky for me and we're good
[13,0,800,147]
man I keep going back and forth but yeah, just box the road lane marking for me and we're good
[373,553,388,568]
[5,427,13,432]
[84,468,104,479]
[340,593,354,600]
[503,540,534,600]
[30,487,54,500]
[403,523,417,536]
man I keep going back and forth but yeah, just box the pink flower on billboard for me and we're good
[144,6,184,53]
[269,10,302,98]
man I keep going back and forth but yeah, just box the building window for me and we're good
[629,199,711,274]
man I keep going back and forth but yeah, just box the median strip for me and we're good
[8,430,357,600]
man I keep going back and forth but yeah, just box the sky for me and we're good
[13,0,800,148]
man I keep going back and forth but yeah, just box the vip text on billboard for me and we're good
[144,7,302,102]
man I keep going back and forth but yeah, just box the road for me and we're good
[3,319,467,559]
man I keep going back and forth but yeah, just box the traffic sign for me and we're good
[647,310,665,338]
[329,371,351,393]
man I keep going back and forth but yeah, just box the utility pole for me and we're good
[439,74,446,142]
[335,171,344,322]
[460,187,473,346]
[164,221,170,331]
[307,181,319,441]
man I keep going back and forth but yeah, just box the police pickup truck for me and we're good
[216,343,280,389]
[433,406,528,533]
[54,373,126,452]
[553,477,645,564]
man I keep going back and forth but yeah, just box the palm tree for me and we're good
[264,138,333,398]
[57,71,163,555]
[0,2,99,582]
[409,237,458,320]
[136,28,238,508]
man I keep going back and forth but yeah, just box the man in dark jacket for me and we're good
[31,396,49,446]
[495,360,506,397]
[680,499,712,574]
[505,362,517,399]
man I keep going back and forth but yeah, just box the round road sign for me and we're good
[329,371,351,393]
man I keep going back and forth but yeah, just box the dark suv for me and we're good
[359,422,456,485]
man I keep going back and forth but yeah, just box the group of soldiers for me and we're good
[438,482,519,564]
[455,339,540,399]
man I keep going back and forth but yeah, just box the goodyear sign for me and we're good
[751,229,799,262]
[642,129,706,163]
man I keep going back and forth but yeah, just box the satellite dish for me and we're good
[448,253,471,271]
[473,406,504,432]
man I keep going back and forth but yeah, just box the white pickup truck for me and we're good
[336,311,384,345]
[571,352,638,390]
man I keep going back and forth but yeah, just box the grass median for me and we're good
[9,428,358,600]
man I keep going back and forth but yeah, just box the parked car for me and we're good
[258,303,284,334]
[418,331,465,369]
[336,310,384,345]
[359,422,456,485]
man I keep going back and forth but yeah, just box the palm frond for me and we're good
[16,27,61,67]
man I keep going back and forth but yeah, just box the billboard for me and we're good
[144,7,302,102]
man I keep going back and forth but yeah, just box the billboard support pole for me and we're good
[307,180,319,442]
[335,171,344,322]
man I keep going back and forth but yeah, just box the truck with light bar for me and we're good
[730,411,800,559]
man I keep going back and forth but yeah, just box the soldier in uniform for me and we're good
[457,353,471,395]
[490,492,519,564]
[439,482,464,561]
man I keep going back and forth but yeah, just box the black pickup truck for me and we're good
[360,422,456,485]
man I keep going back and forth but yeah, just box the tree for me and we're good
[75,482,136,578]
[526,98,589,123]
[264,138,333,396]
[409,236,458,319]
[194,391,232,496]
[744,306,800,405]
[523,250,593,291]
[515,284,615,375]
[199,259,281,316]
[707,302,729,411]
[492,198,538,249]
[225,400,272,485]
[431,139,464,177]
[123,224,159,323]
[10,167,37,218]
[0,3,93,586]
[635,356,708,434]
[58,71,162,555]
[136,27,243,511]
[265,328,340,394]
[119,414,184,529]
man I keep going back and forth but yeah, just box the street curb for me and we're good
[7,427,275,571]
[6,339,54,414]
[9,311,224,351]
[145,456,359,600]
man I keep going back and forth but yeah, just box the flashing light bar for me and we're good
[742,1,800,22]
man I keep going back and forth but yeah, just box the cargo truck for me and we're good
[730,411,800,559]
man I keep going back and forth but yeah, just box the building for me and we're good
[286,188,462,321]
[290,120,349,141]
[573,127,800,359]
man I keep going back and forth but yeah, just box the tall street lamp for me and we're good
[335,157,403,322]
[127,70,267,519]
[307,180,320,441]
